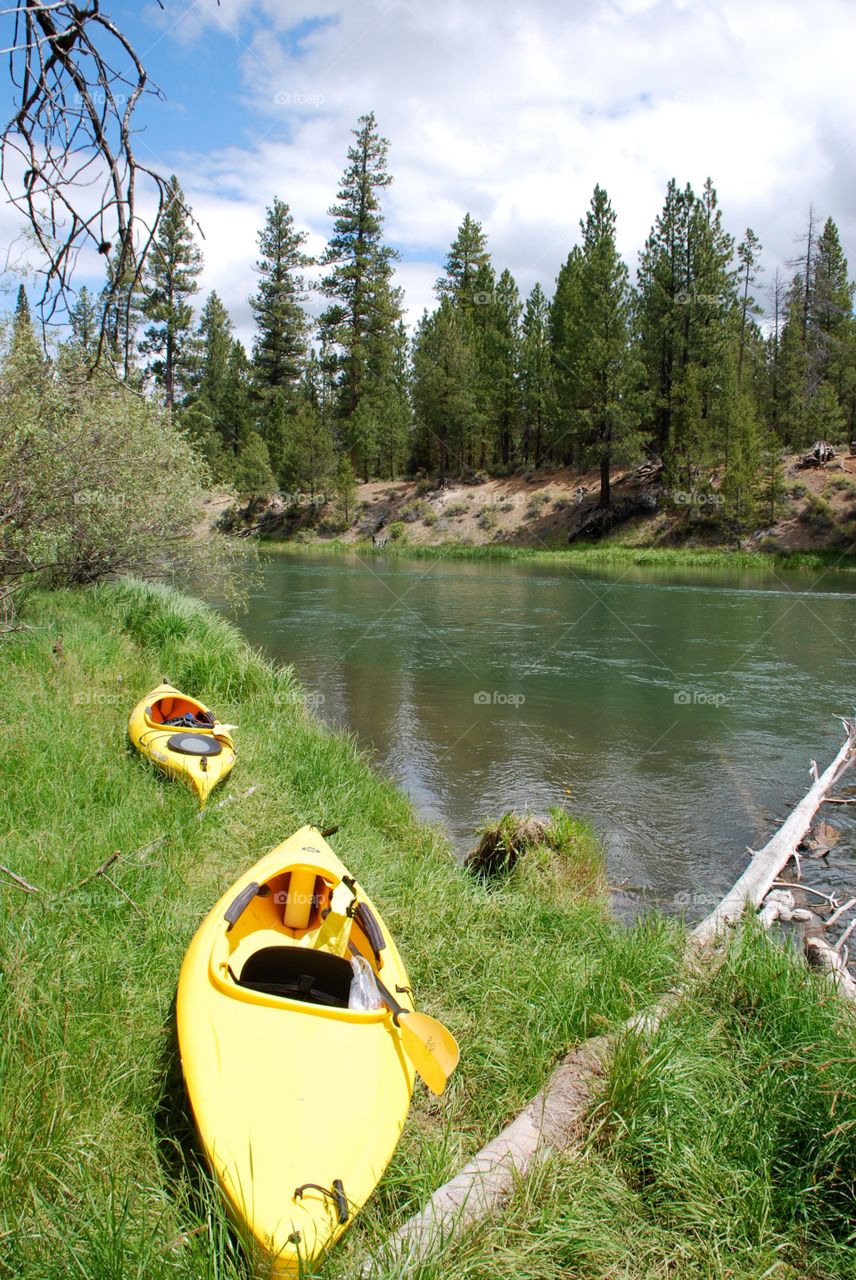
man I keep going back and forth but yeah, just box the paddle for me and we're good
[348,943,459,1096]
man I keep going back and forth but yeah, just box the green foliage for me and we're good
[318,112,405,477]
[0,330,229,623]
[554,186,644,506]
[250,196,310,393]
[798,492,835,531]
[233,430,276,499]
[333,453,358,522]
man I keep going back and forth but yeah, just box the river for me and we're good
[227,549,856,914]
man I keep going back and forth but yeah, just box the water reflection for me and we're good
[226,551,856,909]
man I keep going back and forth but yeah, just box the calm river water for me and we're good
[227,550,856,912]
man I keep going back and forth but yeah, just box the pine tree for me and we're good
[736,229,763,391]
[411,299,479,481]
[333,453,358,523]
[811,217,855,431]
[68,286,99,362]
[139,176,203,407]
[551,246,586,467]
[778,274,811,447]
[571,186,642,508]
[102,253,144,383]
[284,377,336,499]
[520,283,554,466]
[195,291,233,411]
[435,213,491,306]
[250,197,310,394]
[637,178,738,487]
[234,431,276,498]
[318,111,402,473]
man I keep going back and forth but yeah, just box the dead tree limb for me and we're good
[692,719,855,948]
[369,720,856,1273]
[0,861,40,892]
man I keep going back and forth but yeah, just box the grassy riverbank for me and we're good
[262,536,856,575]
[1,582,854,1279]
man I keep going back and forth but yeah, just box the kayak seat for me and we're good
[237,946,352,1008]
[167,733,223,757]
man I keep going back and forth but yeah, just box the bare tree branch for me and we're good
[1,2,207,365]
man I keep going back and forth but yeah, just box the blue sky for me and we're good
[3,0,856,347]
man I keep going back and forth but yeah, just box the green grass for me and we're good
[260,538,856,574]
[1,582,853,1279]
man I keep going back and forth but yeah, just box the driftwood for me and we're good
[369,720,856,1273]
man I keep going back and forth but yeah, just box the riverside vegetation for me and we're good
[0,581,854,1280]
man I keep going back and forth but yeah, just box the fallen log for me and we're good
[369,719,856,1273]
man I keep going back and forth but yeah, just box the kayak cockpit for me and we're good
[237,946,353,1008]
[208,855,393,1021]
[145,693,216,729]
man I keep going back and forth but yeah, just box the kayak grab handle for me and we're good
[293,1180,350,1224]
[353,900,386,965]
[224,881,260,931]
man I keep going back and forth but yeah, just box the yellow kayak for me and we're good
[128,682,236,808]
[176,828,418,1276]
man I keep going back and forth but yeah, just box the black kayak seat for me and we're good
[237,946,352,1008]
[166,732,223,757]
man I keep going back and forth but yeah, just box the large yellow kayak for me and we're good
[176,827,418,1276]
[128,682,235,808]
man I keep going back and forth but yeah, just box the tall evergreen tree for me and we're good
[569,185,642,508]
[435,213,491,306]
[139,176,203,407]
[318,111,403,476]
[411,299,479,481]
[520,283,554,466]
[250,197,310,393]
[811,217,855,430]
[736,229,763,392]
[68,286,99,362]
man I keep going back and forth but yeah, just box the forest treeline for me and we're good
[62,112,856,526]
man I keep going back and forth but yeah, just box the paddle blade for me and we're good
[399,1011,459,1096]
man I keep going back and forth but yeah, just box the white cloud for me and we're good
[21,0,856,343]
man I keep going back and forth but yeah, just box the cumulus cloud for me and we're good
[24,0,856,346]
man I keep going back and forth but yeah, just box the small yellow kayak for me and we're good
[176,828,421,1276]
[128,682,235,808]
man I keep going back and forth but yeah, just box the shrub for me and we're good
[0,332,231,626]
[400,499,432,523]
[423,510,438,527]
[233,432,276,499]
[525,492,549,518]
[477,505,498,531]
[445,502,469,517]
[553,495,571,510]
[387,521,406,542]
[798,493,835,531]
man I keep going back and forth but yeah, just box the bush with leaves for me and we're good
[0,312,233,626]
